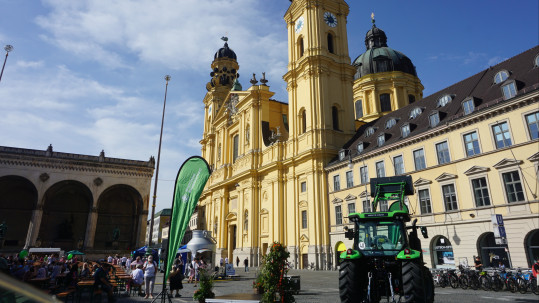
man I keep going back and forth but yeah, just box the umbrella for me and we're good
[66,250,85,255]
[178,245,190,254]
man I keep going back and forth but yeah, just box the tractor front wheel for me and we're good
[402,261,432,303]
[339,259,366,303]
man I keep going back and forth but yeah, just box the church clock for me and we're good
[324,12,337,27]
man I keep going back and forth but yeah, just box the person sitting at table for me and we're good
[80,263,90,278]
[94,262,115,302]
[127,264,144,296]
[36,264,47,279]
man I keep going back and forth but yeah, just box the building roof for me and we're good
[154,208,172,218]
[330,45,539,167]
[214,42,237,60]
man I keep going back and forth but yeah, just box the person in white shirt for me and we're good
[143,255,157,299]
[107,255,113,263]
[128,264,144,296]
[125,257,132,272]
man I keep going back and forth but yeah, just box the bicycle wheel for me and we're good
[529,278,538,295]
[518,278,528,294]
[449,275,459,289]
[480,275,490,291]
[491,277,503,292]
[459,275,468,290]
[508,279,518,293]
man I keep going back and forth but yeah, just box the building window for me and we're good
[355,100,363,118]
[393,155,405,175]
[429,112,440,128]
[357,142,364,153]
[301,109,307,133]
[525,111,539,139]
[301,181,307,192]
[298,37,304,57]
[327,33,334,54]
[535,54,539,67]
[380,93,392,112]
[472,177,491,207]
[502,171,525,203]
[346,171,354,188]
[360,165,369,184]
[463,131,481,156]
[442,184,458,211]
[418,189,432,214]
[379,200,388,212]
[462,98,475,115]
[332,106,339,130]
[401,124,411,138]
[335,205,343,225]
[233,134,239,162]
[333,175,340,191]
[502,82,517,99]
[348,202,356,215]
[435,141,451,165]
[413,148,426,171]
[375,161,385,178]
[377,134,385,147]
[437,94,452,107]
[339,149,346,160]
[301,210,307,229]
[363,199,372,212]
[365,127,375,137]
[385,118,397,129]
[409,107,422,119]
[492,121,512,149]
[494,70,509,84]
[408,94,416,104]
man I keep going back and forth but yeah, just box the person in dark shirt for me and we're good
[474,256,483,271]
[94,263,115,302]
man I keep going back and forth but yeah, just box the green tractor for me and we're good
[338,176,434,303]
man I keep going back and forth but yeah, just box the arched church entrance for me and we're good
[477,232,510,268]
[524,229,539,267]
[0,176,37,248]
[431,235,454,268]
[39,180,92,250]
[94,185,143,250]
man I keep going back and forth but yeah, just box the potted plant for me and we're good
[193,267,215,303]
[258,242,295,303]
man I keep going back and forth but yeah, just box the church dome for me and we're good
[352,24,417,79]
[214,42,237,60]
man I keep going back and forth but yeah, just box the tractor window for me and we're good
[356,221,404,256]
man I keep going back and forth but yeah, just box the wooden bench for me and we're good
[55,289,76,302]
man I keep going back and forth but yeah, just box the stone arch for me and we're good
[430,235,454,268]
[94,184,143,250]
[39,180,92,249]
[0,175,37,247]
[477,231,509,268]
[524,229,539,267]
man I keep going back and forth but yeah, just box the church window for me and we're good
[437,94,452,107]
[409,107,422,119]
[301,181,307,192]
[327,33,334,54]
[301,210,307,229]
[462,98,475,115]
[298,37,304,57]
[494,70,509,84]
[401,124,411,138]
[332,106,340,130]
[233,134,239,162]
[300,109,307,134]
[501,81,517,99]
[408,95,416,104]
[380,94,391,112]
[355,100,363,119]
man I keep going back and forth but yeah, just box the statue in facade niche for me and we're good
[112,226,120,241]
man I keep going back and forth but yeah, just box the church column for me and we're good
[372,88,380,114]
[24,205,43,249]
[136,210,148,248]
[84,206,99,249]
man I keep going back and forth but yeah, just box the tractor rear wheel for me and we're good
[339,260,366,303]
[402,261,431,303]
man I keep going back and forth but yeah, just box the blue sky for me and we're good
[1,0,537,215]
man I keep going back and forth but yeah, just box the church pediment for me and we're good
[300,234,309,242]
[225,212,237,221]
[527,152,539,162]
[331,197,343,204]
[413,178,432,186]
[435,173,458,182]
[463,166,490,176]
[493,158,523,169]
[344,194,357,201]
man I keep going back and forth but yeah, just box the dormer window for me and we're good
[409,107,422,119]
[377,134,385,147]
[385,118,397,129]
[365,127,375,137]
[401,123,411,138]
[436,94,452,107]
[534,54,539,67]
[502,81,517,100]
[462,98,475,115]
[339,149,346,161]
[357,142,364,153]
[494,70,509,84]
[429,112,440,128]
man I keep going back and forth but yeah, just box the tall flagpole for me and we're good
[148,75,171,247]
[0,45,14,83]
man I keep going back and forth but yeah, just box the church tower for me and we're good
[284,0,356,155]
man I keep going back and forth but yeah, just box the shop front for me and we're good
[431,236,454,268]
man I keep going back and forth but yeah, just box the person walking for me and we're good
[143,255,157,299]
[236,256,240,267]
[532,257,539,287]
[168,265,183,298]
[244,257,249,272]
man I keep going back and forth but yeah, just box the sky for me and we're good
[1,0,537,217]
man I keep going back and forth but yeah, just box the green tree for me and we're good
[258,242,295,303]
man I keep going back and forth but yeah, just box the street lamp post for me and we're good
[148,75,171,248]
[0,45,14,83]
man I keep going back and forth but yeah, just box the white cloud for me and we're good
[16,60,44,68]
